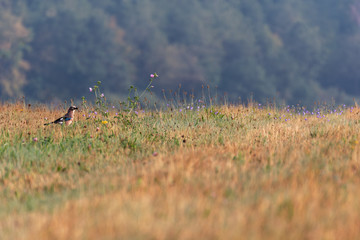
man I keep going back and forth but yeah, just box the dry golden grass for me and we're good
[1,103,360,239]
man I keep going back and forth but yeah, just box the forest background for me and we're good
[1,0,360,106]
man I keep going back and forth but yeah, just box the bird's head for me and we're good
[68,106,78,112]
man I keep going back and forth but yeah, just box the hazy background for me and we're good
[1,0,360,105]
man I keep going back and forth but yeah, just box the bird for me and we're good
[44,106,79,126]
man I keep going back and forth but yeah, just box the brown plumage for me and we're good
[44,106,78,126]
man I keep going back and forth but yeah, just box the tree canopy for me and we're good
[1,0,360,105]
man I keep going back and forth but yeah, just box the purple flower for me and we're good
[100,93,104,98]
[135,111,138,115]
[33,137,38,142]
[94,112,98,115]
[89,87,93,92]
[150,74,155,78]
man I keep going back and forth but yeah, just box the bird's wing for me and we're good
[52,117,65,124]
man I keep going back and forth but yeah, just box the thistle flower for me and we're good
[89,87,93,92]
[150,74,155,78]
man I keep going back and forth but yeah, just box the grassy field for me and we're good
[1,101,360,239]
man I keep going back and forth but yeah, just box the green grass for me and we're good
[1,103,360,239]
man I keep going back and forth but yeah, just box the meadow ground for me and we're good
[1,102,360,239]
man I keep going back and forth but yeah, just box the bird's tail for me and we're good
[44,122,54,126]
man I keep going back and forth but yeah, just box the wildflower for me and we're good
[100,93,104,98]
[153,152,158,157]
[179,109,182,112]
[150,74,155,78]
[89,87,93,92]
[33,137,38,142]
[101,121,108,125]
[96,127,100,132]
[94,112,98,115]
[115,112,118,115]
[112,106,115,109]
[135,111,138,115]
[82,114,85,117]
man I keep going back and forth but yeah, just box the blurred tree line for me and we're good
[1,0,360,105]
